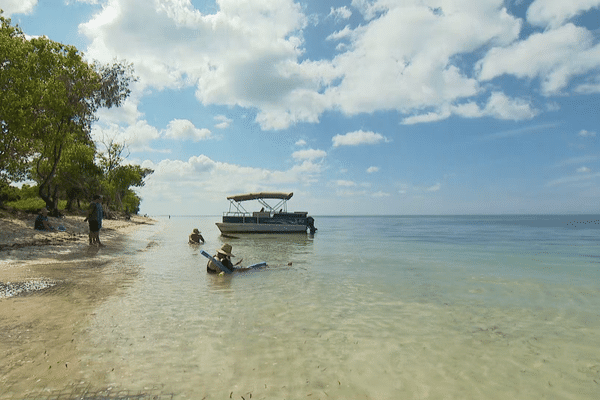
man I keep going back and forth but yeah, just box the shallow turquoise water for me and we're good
[79,215,600,399]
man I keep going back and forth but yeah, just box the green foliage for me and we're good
[0,14,38,182]
[0,180,20,203]
[122,189,141,214]
[5,197,45,212]
[5,197,67,212]
[17,184,39,199]
[0,14,148,215]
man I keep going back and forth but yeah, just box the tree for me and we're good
[97,137,153,213]
[0,14,137,212]
[0,14,38,201]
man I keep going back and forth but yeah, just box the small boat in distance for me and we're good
[215,192,317,234]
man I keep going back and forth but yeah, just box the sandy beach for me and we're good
[0,213,155,398]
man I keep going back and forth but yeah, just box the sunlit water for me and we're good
[78,215,600,399]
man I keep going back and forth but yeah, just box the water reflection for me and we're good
[215,232,314,267]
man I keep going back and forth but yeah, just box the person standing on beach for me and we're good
[85,195,104,246]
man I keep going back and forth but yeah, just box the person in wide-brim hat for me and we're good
[217,243,234,257]
[189,228,204,244]
[207,243,242,273]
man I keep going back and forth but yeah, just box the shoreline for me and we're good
[0,214,156,397]
[0,214,154,288]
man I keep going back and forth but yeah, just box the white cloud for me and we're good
[557,154,600,167]
[66,0,99,4]
[402,110,451,125]
[164,119,212,142]
[575,76,600,94]
[138,152,325,213]
[329,6,352,21]
[327,25,353,41]
[335,180,356,187]
[0,0,37,15]
[295,139,307,146]
[482,92,538,120]
[332,130,388,147]
[547,172,600,186]
[527,0,600,28]
[92,120,161,152]
[579,129,597,137]
[477,24,600,95]
[214,115,232,129]
[79,0,540,130]
[366,166,379,173]
[326,1,520,116]
[425,183,441,192]
[372,191,390,198]
[403,92,537,124]
[291,148,327,161]
[577,166,592,173]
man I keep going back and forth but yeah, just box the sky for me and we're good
[1,0,600,216]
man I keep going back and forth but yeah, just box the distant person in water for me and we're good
[207,243,242,274]
[34,208,53,231]
[189,228,204,244]
[84,195,104,246]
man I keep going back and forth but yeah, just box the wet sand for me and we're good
[0,215,155,398]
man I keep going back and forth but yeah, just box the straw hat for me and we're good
[193,228,200,234]
[217,243,234,257]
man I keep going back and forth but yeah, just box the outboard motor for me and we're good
[307,216,317,234]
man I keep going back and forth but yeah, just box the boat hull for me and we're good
[216,222,308,234]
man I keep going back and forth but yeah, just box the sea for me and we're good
[76,215,600,399]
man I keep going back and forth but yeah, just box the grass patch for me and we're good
[5,198,68,213]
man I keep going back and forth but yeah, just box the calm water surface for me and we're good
[79,215,600,399]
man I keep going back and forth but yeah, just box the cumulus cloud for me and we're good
[164,119,212,141]
[92,118,214,152]
[214,115,232,129]
[77,0,556,130]
[579,129,597,137]
[0,0,38,15]
[332,130,389,147]
[372,191,390,198]
[425,183,441,192]
[324,1,520,116]
[292,148,327,161]
[403,92,537,124]
[577,166,591,173]
[329,6,352,21]
[138,152,326,212]
[367,166,379,173]
[547,172,600,186]
[575,76,600,94]
[92,120,161,152]
[527,0,600,28]
[295,139,307,146]
[477,24,600,95]
[335,180,356,187]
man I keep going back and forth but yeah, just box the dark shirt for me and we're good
[35,215,49,231]
[88,201,103,229]
[207,255,234,274]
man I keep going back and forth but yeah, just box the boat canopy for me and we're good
[227,192,293,202]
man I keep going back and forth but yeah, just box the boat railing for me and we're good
[223,211,253,217]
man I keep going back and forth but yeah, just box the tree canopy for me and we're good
[0,13,151,214]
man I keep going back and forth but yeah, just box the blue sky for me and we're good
[2,0,600,215]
